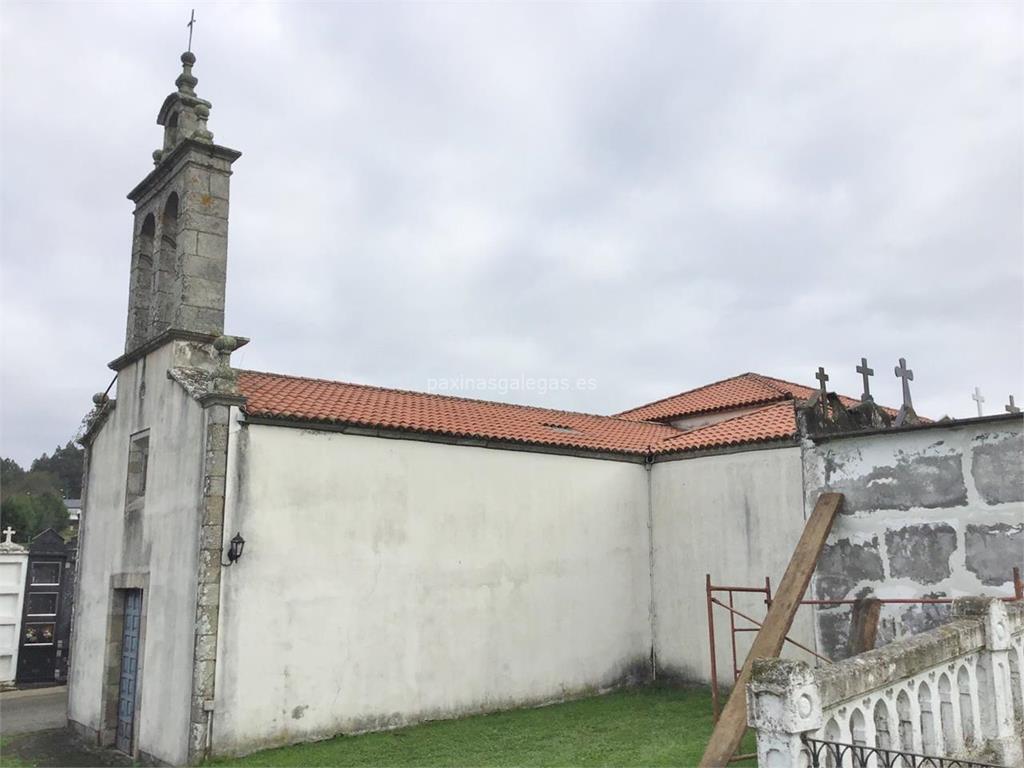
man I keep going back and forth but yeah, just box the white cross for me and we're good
[2,526,14,545]
[972,386,985,417]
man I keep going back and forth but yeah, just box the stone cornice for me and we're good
[127,138,241,205]
[109,329,222,371]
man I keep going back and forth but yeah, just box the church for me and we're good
[67,52,1023,765]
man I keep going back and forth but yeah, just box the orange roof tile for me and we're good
[651,401,798,454]
[235,369,884,458]
[617,372,885,422]
[237,370,682,456]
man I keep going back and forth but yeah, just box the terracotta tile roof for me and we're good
[651,401,798,455]
[616,372,881,422]
[236,370,682,456]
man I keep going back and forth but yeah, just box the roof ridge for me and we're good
[237,368,684,430]
[749,373,818,396]
[615,372,768,417]
[746,372,799,398]
[654,400,795,446]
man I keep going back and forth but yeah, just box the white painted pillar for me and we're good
[747,659,822,768]
[0,537,29,687]
[941,673,964,756]
[977,599,1023,766]
[860,706,878,768]
[965,661,984,748]
[906,690,924,754]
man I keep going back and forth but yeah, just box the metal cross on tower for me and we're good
[1007,395,1021,415]
[972,386,985,417]
[856,358,874,402]
[894,358,914,410]
[187,9,196,53]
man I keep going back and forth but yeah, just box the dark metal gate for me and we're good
[115,589,142,755]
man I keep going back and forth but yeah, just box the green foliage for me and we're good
[0,487,68,544]
[30,441,84,499]
[210,685,757,767]
[1,458,25,488]
[0,442,80,544]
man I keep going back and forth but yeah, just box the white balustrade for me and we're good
[747,598,1024,767]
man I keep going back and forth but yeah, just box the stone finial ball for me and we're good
[213,335,237,353]
[152,149,163,163]
[92,393,108,405]
[181,51,196,65]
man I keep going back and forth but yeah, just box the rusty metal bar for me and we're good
[710,597,831,664]
[728,589,739,680]
[708,585,773,594]
[1015,566,1023,600]
[706,573,720,723]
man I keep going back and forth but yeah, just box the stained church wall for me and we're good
[803,415,1024,660]
[68,342,210,766]
[211,422,652,756]
[649,446,817,685]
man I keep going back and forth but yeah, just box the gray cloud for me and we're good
[1,1,1021,465]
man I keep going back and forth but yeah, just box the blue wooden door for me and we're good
[115,590,142,754]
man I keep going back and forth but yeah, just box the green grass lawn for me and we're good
[211,685,757,767]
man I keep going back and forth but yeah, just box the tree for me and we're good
[0,439,81,543]
[1,490,68,544]
[1,457,24,492]
[1,447,81,543]
[30,441,84,499]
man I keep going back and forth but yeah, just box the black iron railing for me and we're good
[802,736,1006,768]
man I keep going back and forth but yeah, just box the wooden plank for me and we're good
[699,492,844,767]
[847,597,882,656]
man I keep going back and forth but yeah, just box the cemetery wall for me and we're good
[212,421,652,756]
[649,445,818,685]
[803,415,1024,661]
[67,341,209,766]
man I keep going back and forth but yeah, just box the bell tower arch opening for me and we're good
[151,193,179,336]
[120,51,241,356]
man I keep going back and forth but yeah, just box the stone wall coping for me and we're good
[808,411,1022,444]
[811,597,1020,707]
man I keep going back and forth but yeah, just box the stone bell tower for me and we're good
[123,52,241,354]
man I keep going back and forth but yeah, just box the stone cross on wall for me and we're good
[815,367,830,417]
[815,367,829,399]
[973,387,985,417]
[1007,395,1020,415]
[856,358,874,402]
[894,358,914,411]
[2,526,14,545]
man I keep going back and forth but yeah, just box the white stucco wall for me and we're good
[650,446,817,685]
[213,423,651,755]
[68,342,208,765]
[0,548,28,684]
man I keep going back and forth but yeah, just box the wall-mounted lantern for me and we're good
[223,532,245,566]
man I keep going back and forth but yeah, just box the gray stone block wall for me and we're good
[124,146,237,353]
[123,47,239,356]
[803,417,1024,660]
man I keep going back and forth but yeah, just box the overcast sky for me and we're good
[1,1,1021,466]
